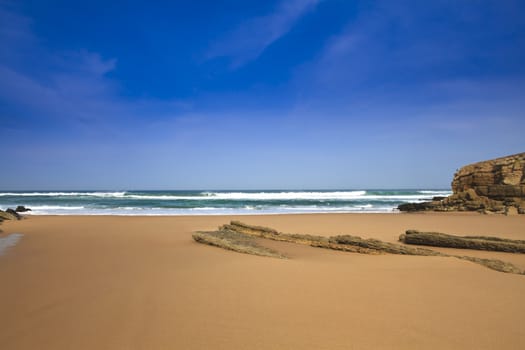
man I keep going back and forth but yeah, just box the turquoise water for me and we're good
[0,190,451,215]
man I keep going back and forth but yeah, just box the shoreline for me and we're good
[12,210,498,217]
[0,189,453,216]
[1,213,525,349]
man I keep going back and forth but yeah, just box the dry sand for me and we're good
[1,213,525,349]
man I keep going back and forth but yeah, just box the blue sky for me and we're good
[0,0,524,190]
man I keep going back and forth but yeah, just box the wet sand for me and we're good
[1,213,525,349]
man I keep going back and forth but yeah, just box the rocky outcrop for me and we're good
[15,206,31,213]
[0,210,19,221]
[452,152,525,199]
[196,221,525,274]
[0,208,25,220]
[400,230,525,253]
[398,152,525,214]
[6,209,21,219]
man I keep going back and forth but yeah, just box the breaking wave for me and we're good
[0,189,452,215]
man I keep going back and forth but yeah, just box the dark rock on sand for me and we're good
[0,210,19,220]
[5,209,21,220]
[398,152,525,214]
[197,221,524,274]
[15,206,31,212]
[397,201,441,212]
[400,230,525,253]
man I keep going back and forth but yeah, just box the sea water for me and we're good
[0,190,451,215]
[0,233,23,256]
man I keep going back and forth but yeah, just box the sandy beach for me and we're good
[1,213,525,349]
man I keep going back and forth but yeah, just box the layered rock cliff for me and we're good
[399,152,525,214]
[452,153,524,199]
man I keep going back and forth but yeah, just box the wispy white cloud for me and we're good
[290,0,525,110]
[207,0,320,68]
[59,50,117,76]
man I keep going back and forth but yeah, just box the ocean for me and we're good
[0,190,451,215]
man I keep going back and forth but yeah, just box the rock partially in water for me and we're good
[397,200,443,213]
[399,153,525,214]
[15,206,31,213]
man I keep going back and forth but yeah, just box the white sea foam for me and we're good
[354,204,373,209]
[1,189,451,215]
[0,190,451,202]
[24,205,396,216]
[0,192,126,197]
[25,205,86,210]
[124,190,451,201]
[123,194,204,200]
[119,191,367,201]
[357,194,448,201]
[418,190,452,195]
[200,191,368,200]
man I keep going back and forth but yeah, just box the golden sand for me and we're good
[1,213,525,349]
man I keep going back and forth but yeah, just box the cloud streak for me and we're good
[291,0,525,106]
[207,0,319,68]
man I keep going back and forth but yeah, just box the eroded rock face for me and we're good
[452,152,525,199]
[399,152,525,214]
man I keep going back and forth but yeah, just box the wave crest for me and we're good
[0,192,126,197]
